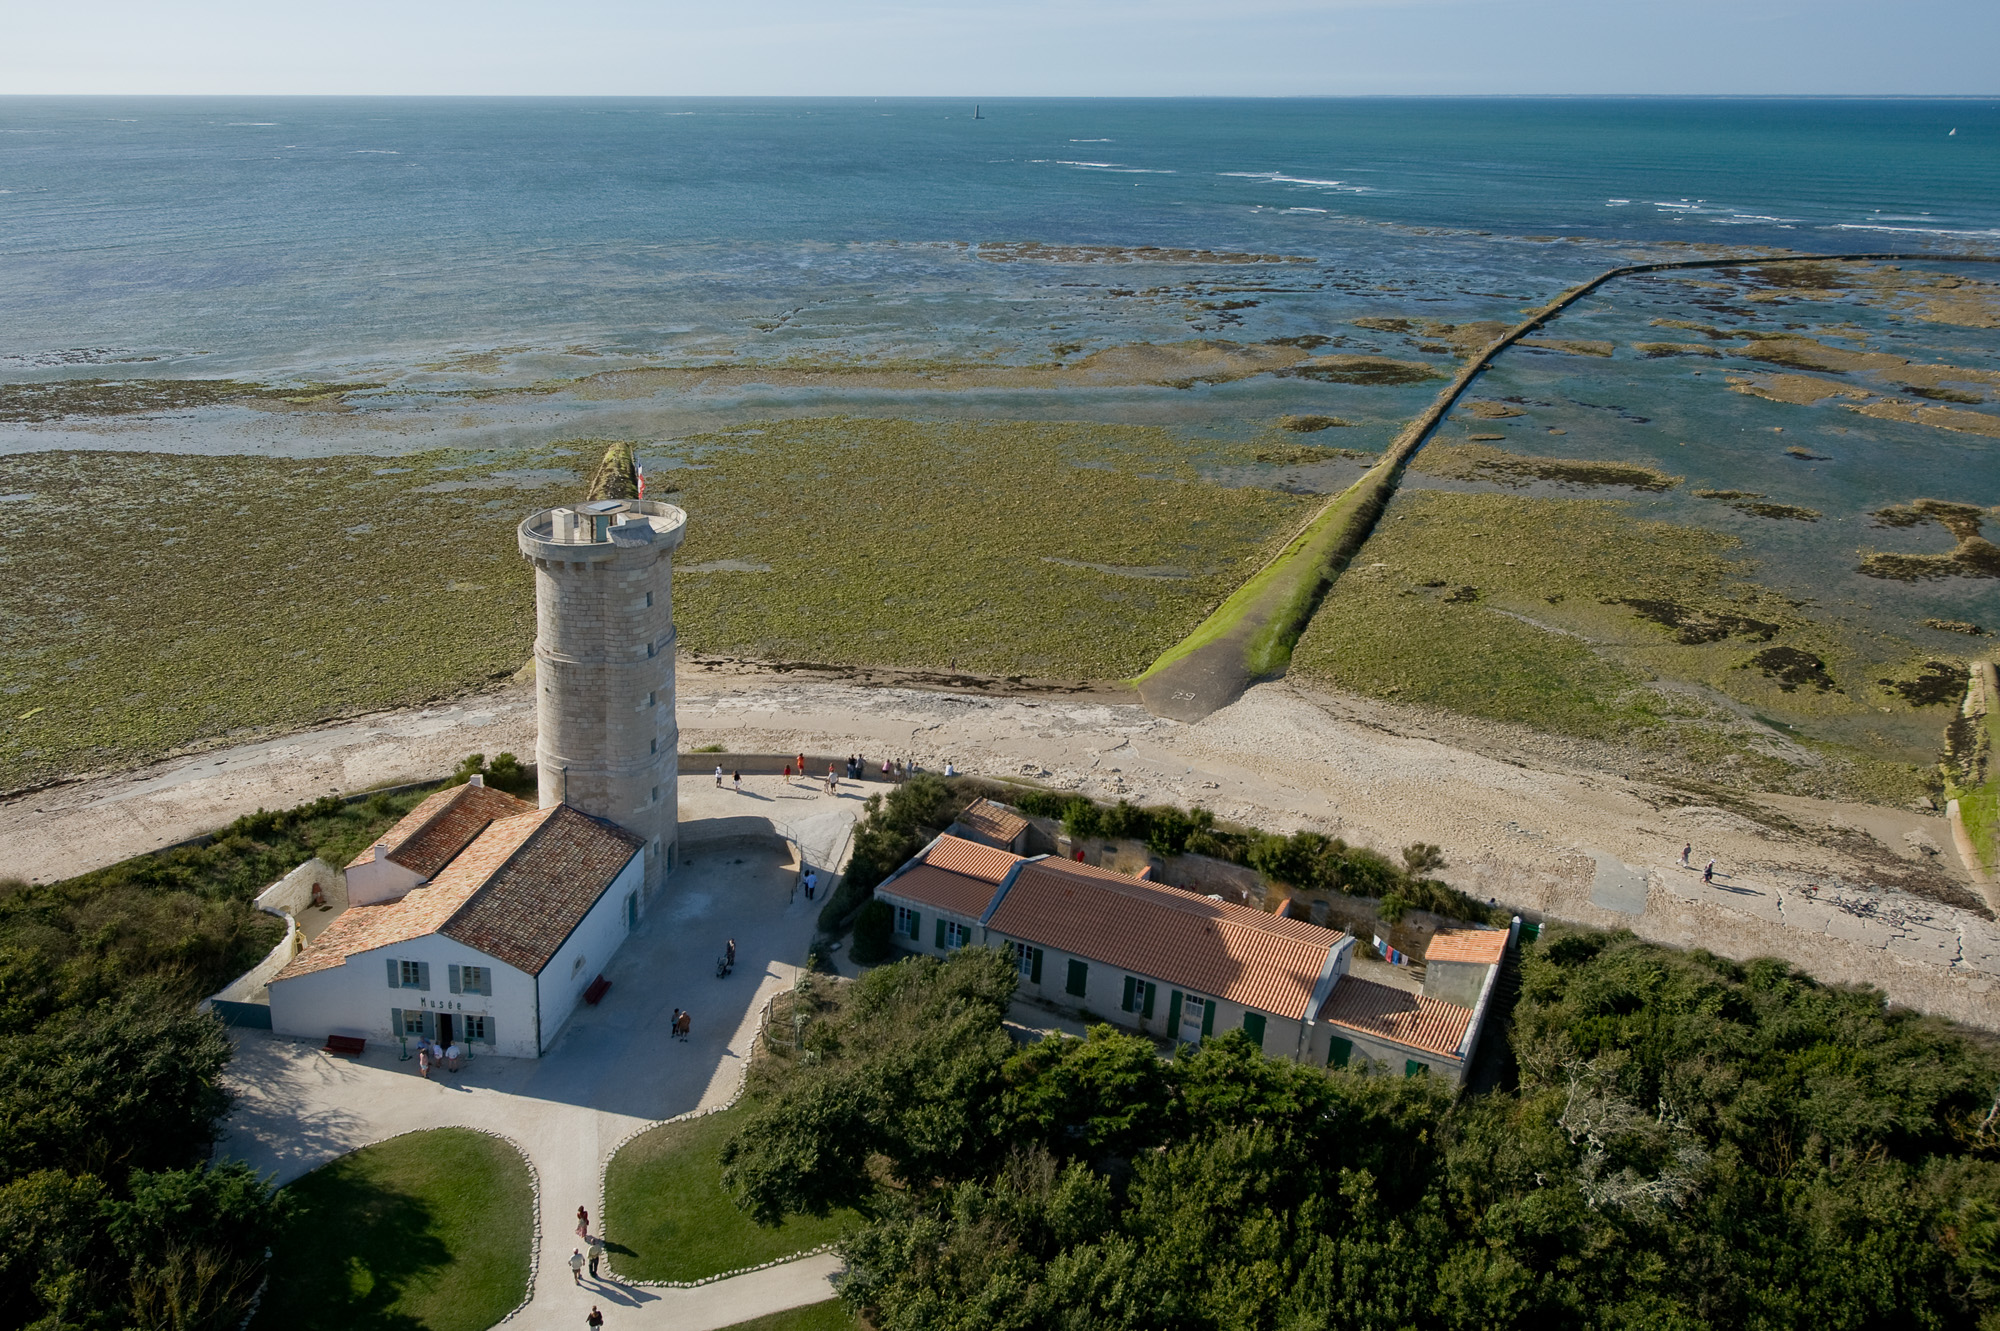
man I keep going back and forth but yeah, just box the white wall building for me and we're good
[874,833,1508,1085]
[268,780,644,1058]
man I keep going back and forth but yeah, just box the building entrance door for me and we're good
[438,1014,455,1046]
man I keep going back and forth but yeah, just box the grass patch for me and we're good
[1288,489,1934,800]
[604,1100,859,1282]
[716,1301,862,1331]
[662,417,1309,678]
[255,1128,533,1331]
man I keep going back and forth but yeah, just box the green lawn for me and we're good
[718,1300,864,1331]
[604,1101,859,1282]
[254,1128,533,1331]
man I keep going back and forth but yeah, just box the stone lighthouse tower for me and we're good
[518,497,687,893]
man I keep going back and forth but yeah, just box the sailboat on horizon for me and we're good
[973,105,984,120]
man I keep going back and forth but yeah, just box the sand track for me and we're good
[4,666,1994,1030]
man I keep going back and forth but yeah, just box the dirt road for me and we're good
[5,665,1994,1029]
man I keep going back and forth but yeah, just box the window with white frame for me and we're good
[1014,942,1035,975]
[462,1014,489,1043]
[399,959,422,988]
[462,966,489,995]
[401,1010,425,1036]
[945,920,971,949]
[894,905,919,939]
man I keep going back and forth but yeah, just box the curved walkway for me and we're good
[1135,250,2000,721]
[219,786,861,1331]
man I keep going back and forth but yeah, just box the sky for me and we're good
[2,0,1996,97]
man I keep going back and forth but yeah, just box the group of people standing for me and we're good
[414,1037,462,1077]
[1680,843,1722,883]
[707,754,945,795]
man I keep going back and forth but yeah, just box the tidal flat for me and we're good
[0,420,1310,789]
[1288,489,1956,803]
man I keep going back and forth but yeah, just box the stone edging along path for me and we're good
[1133,250,2000,723]
[594,995,839,1292]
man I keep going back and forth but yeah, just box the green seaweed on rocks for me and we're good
[1412,442,1681,492]
[0,378,380,422]
[1288,490,1934,801]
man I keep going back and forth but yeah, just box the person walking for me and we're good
[826,764,838,794]
[783,762,792,781]
[726,938,737,968]
[1703,859,1716,884]
[803,870,818,901]
[586,1308,605,1330]
[714,765,723,788]
[670,1007,681,1040]
[569,1249,586,1286]
[576,1205,590,1238]
[732,770,741,792]
[588,1237,604,1278]
[1680,843,1692,868]
[677,1010,691,1042]
[796,753,806,780]
[417,1042,431,1079]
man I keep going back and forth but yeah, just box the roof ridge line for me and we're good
[435,803,564,936]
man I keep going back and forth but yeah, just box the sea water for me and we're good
[2,97,1996,380]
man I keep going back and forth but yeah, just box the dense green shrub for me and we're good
[723,935,2000,1330]
[817,775,969,933]
[0,784,437,1330]
[849,901,896,966]
[1012,791,1497,924]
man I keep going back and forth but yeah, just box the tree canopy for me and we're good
[725,937,2000,1330]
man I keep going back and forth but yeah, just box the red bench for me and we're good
[583,974,612,1006]
[323,1035,367,1058]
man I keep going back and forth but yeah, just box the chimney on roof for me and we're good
[468,773,485,787]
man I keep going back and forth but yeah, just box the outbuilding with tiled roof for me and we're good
[267,781,646,1059]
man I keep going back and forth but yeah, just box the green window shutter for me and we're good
[1330,1037,1353,1067]
[1066,959,1088,998]
[1141,983,1156,1018]
[1030,949,1043,984]
[483,1018,496,1046]
[1122,976,1137,1013]
[416,962,431,992]
[910,911,922,941]
[388,958,401,989]
[1201,999,1215,1037]
[1406,1060,1427,1079]
[448,965,462,995]
[1243,1012,1266,1049]
[422,1011,436,1041]
[1167,990,1183,1032]
[936,918,947,948]
[391,1007,403,1035]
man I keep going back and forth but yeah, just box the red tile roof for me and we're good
[274,802,642,982]
[955,799,1029,846]
[922,835,1024,885]
[986,860,1345,1020]
[881,864,1003,919]
[1319,977,1472,1058]
[1425,928,1507,966]
[345,783,535,878]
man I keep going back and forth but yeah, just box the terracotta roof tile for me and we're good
[1319,977,1473,1058]
[986,860,1345,1020]
[441,805,643,974]
[343,783,535,878]
[880,864,1003,919]
[274,802,642,982]
[1425,928,1507,966]
[956,799,1029,846]
[922,835,1024,885]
